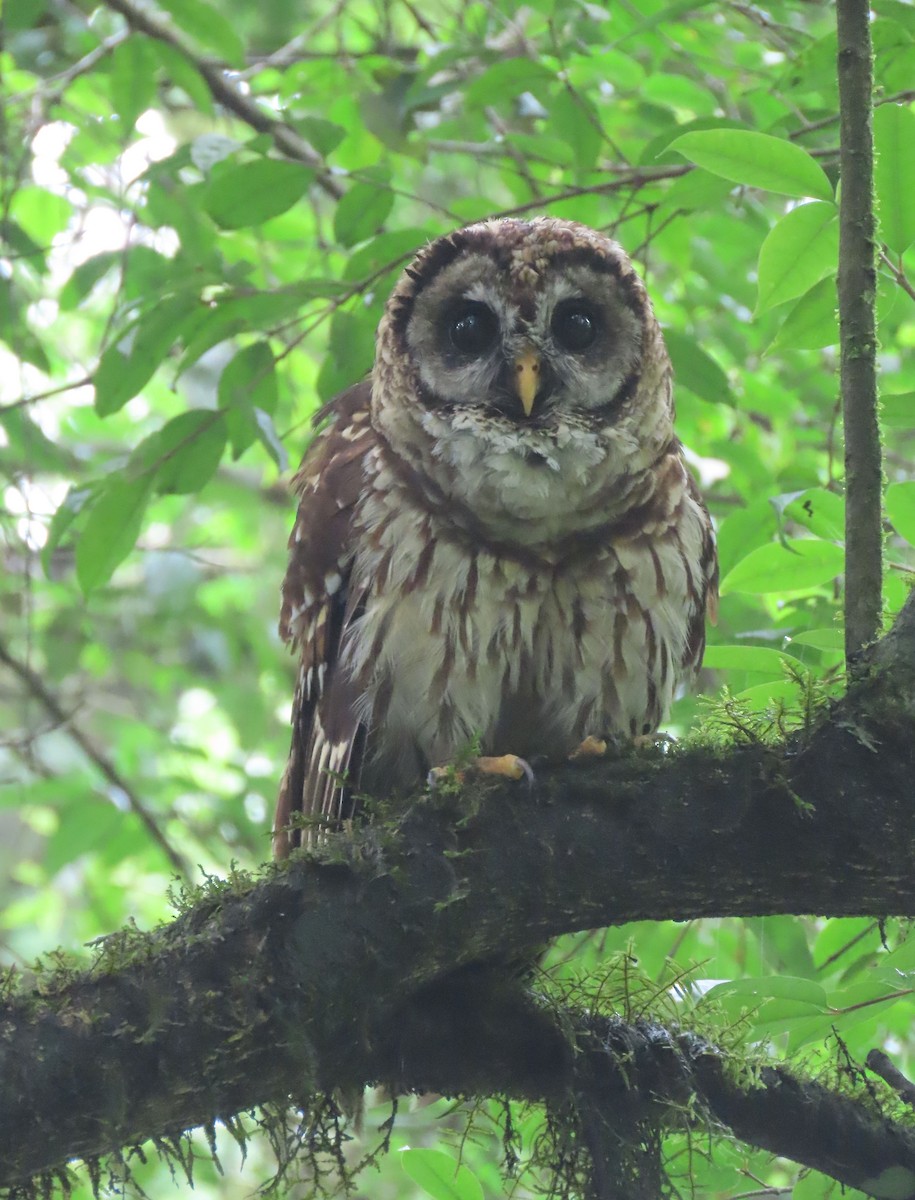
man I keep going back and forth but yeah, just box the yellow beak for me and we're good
[513,349,541,417]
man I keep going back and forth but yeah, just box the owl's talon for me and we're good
[569,735,608,760]
[473,754,535,785]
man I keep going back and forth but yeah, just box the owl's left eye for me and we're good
[552,301,599,352]
[448,302,499,356]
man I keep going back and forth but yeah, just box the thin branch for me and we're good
[0,375,94,414]
[6,31,130,108]
[866,1050,915,1111]
[99,0,342,198]
[880,248,915,303]
[0,637,190,879]
[492,164,692,221]
[791,90,915,139]
[836,0,883,667]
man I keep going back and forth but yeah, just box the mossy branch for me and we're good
[1,591,915,1196]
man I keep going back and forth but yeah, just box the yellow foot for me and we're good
[569,735,608,760]
[474,754,534,782]
[427,754,535,788]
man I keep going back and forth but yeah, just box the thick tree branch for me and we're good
[1,591,915,1194]
[837,0,882,665]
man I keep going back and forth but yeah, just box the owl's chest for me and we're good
[344,489,695,762]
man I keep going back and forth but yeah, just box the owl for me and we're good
[274,217,718,856]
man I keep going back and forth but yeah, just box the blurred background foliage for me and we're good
[1,0,915,1195]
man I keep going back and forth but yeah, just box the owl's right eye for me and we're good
[448,302,499,355]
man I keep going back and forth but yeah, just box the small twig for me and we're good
[731,1188,792,1199]
[836,0,882,667]
[865,1049,915,1110]
[99,0,341,198]
[1,374,94,414]
[6,30,130,107]
[791,90,915,139]
[0,637,191,879]
[880,248,915,303]
[815,920,878,972]
[492,163,693,221]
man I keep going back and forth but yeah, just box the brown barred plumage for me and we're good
[274,218,718,856]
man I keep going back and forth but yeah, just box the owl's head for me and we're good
[372,218,676,538]
[376,217,670,429]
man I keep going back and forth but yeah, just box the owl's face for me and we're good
[372,218,676,538]
[403,243,646,425]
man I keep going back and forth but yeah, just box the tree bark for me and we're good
[1,592,914,1195]
[837,0,882,665]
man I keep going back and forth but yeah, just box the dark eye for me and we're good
[552,301,599,352]
[448,302,499,355]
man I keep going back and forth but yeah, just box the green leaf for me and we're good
[401,1149,484,1200]
[860,1167,915,1200]
[204,160,313,230]
[218,342,278,458]
[41,486,94,577]
[874,0,915,33]
[59,251,121,310]
[702,645,789,675]
[664,329,733,406]
[887,480,915,546]
[794,1169,867,1200]
[715,500,778,578]
[76,477,154,593]
[334,180,394,247]
[643,72,717,117]
[667,130,833,200]
[660,168,734,214]
[549,90,601,173]
[0,406,73,472]
[736,678,812,711]
[155,0,245,65]
[131,411,227,495]
[465,59,555,107]
[768,276,837,352]
[0,217,46,271]
[5,0,50,29]
[150,40,214,113]
[776,487,845,541]
[566,48,645,92]
[9,186,72,244]
[295,117,346,157]
[882,392,915,427]
[874,103,915,253]
[253,408,288,470]
[703,975,828,1006]
[46,800,123,873]
[788,628,845,652]
[343,228,427,282]
[108,37,157,134]
[190,133,240,174]
[94,294,199,416]
[720,538,844,595]
[756,202,838,314]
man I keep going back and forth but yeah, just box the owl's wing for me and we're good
[682,470,719,677]
[273,379,375,857]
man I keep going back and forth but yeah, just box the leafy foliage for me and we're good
[2,0,915,1196]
